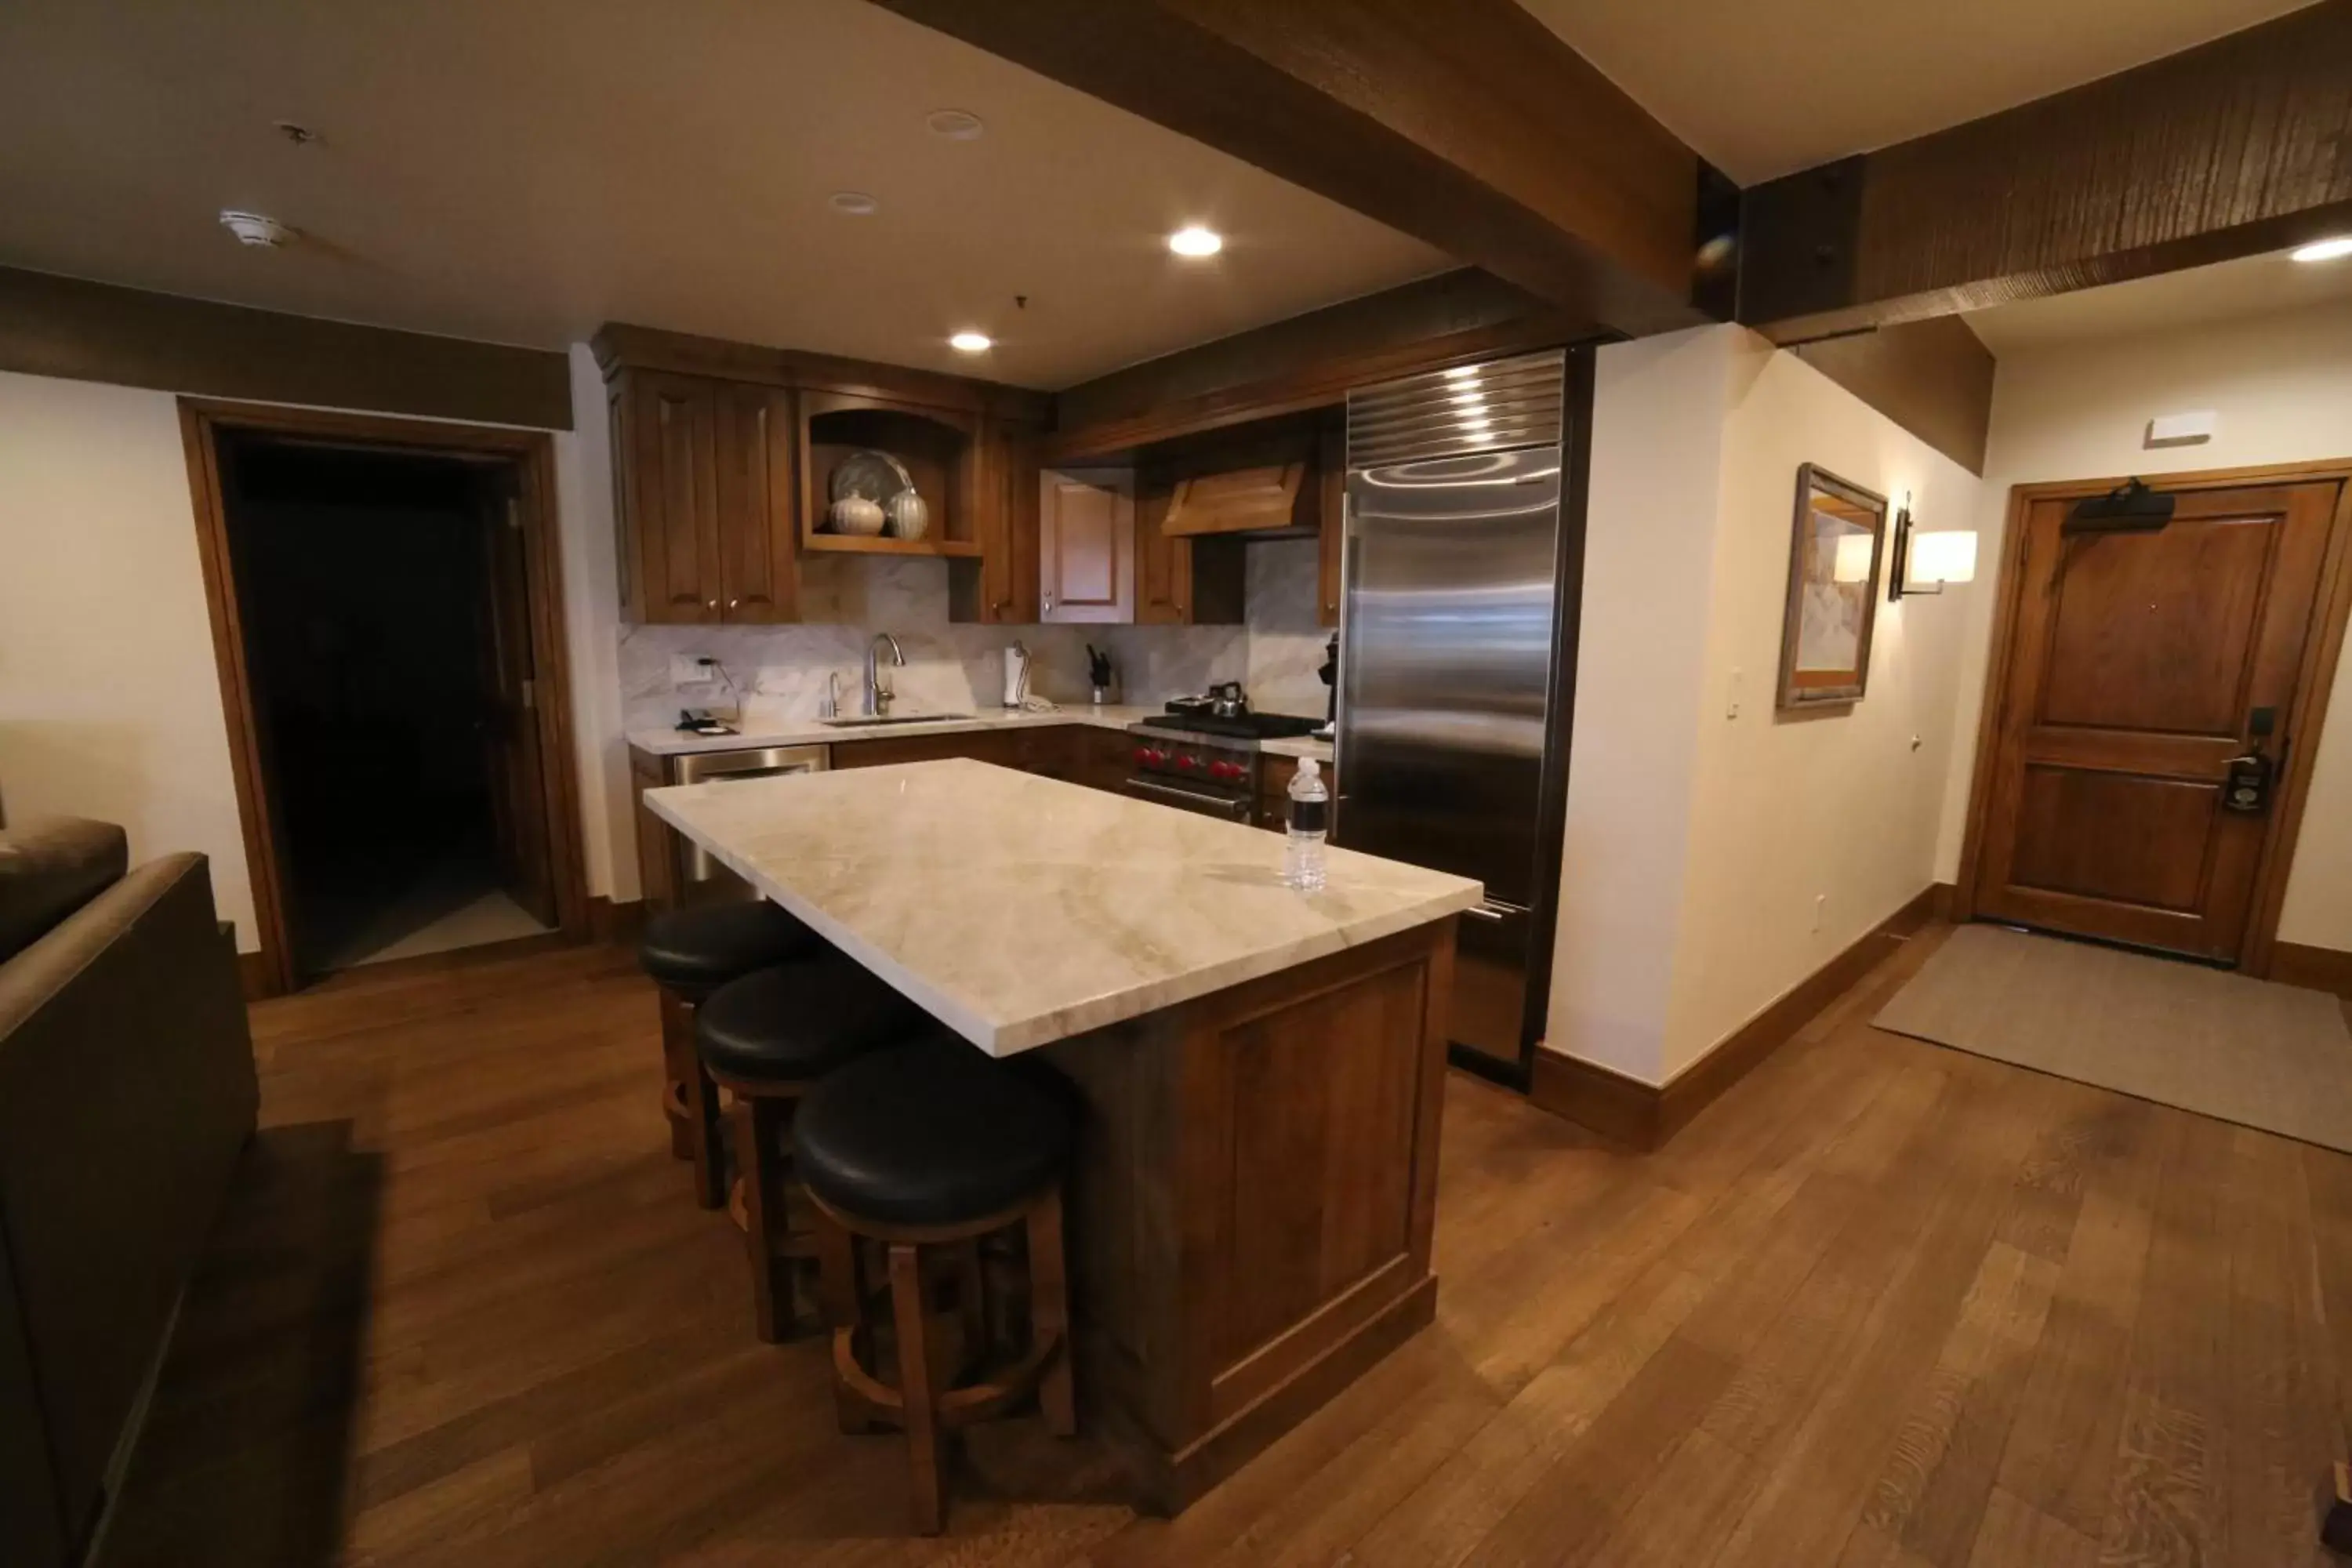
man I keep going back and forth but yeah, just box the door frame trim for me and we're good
[1952,457,2352,977]
[177,397,590,996]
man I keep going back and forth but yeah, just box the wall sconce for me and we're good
[1887,494,1977,601]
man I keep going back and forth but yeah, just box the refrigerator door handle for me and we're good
[1462,898,1525,923]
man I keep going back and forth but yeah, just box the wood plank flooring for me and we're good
[99,924,2352,1566]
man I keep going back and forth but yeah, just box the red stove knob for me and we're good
[1173,754,1196,771]
[1134,746,1157,767]
[1211,760,1240,782]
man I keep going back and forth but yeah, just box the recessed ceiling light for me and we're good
[2292,235,2352,263]
[1443,365,1479,382]
[829,191,879,216]
[949,331,993,354]
[927,109,985,140]
[1168,226,1223,258]
[1450,390,1486,408]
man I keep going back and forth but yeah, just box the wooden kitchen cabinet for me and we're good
[610,369,720,624]
[828,729,1022,771]
[715,381,799,622]
[1040,468,1134,622]
[1136,471,1246,626]
[608,367,798,625]
[951,419,1043,625]
[595,323,1051,628]
[826,724,1092,779]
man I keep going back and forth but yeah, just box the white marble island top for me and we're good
[644,759,1479,1055]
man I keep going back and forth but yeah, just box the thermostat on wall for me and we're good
[2145,410,2218,448]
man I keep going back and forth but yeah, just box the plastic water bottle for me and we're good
[1284,757,1329,892]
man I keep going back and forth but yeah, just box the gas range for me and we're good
[1120,708,1321,821]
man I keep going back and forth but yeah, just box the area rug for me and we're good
[1872,923,2352,1152]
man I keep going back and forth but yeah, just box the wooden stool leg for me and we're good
[658,990,695,1161]
[816,1211,876,1435]
[1026,1189,1076,1438]
[682,1056,727,1210]
[887,1241,946,1535]
[737,1097,790,1343]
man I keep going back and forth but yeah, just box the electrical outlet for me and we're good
[1812,894,1827,933]
[670,655,713,688]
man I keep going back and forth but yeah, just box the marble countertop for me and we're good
[629,703,1334,764]
[644,759,1475,1054]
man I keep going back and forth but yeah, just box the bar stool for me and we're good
[638,902,821,1207]
[795,1039,1078,1535]
[694,955,936,1342]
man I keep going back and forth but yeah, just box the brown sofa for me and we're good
[0,818,258,1566]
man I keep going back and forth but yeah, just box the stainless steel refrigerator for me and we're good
[1335,347,1592,1085]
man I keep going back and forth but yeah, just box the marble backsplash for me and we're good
[620,541,1332,735]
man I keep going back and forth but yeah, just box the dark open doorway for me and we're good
[181,401,587,994]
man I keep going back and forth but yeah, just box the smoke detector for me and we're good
[219,210,296,247]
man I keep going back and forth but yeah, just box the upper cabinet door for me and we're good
[1040,469,1134,622]
[953,419,1042,624]
[715,383,799,623]
[627,372,723,623]
[1134,475,1187,624]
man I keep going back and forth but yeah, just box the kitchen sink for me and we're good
[817,713,974,728]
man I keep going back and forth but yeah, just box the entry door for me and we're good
[475,476,560,928]
[1972,480,2342,961]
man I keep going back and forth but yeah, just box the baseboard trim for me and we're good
[2273,940,2352,999]
[589,895,646,945]
[236,949,274,1001]
[1530,883,1944,1151]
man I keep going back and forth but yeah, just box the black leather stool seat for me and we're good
[695,956,932,1083]
[795,1040,1076,1228]
[640,902,819,998]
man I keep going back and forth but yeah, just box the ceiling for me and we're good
[0,0,1446,388]
[1519,0,2316,183]
[1965,244,2352,354]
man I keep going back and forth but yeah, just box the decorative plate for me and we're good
[829,448,916,506]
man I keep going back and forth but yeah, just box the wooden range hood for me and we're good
[1160,455,1316,538]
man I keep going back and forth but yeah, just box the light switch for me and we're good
[1726,667,1744,720]
[670,655,715,688]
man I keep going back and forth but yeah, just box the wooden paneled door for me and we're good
[1969,476,2349,964]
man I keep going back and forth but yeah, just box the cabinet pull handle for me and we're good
[706,599,718,610]
[728,597,739,608]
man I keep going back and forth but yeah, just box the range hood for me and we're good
[1159,456,1314,538]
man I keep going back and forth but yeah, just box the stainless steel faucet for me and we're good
[863,632,905,717]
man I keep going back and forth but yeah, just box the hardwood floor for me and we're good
[100,924,2352,1566]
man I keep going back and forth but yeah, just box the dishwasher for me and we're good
[668,744,829,905]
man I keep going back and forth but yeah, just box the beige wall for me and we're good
[1547,327,1980,1085]
[1933,303,2352,954]
[0,371,259,942]
[0,367,606,953]
[1658,336,1980,1076]
[1548,328,1730,1081]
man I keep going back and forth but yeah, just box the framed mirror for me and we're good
[1777,464,1887,709]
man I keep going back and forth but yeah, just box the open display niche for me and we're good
[800,392,983,557]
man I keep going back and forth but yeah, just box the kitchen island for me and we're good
[645,758,1479,1510]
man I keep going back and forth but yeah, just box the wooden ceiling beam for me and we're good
[1741,1,2352,343]
[869,0,1714,338]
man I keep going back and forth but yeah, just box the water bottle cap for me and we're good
[1296,757,1319,779]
